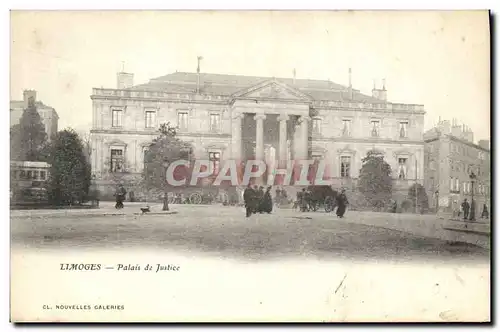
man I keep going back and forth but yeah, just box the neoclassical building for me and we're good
[90,70,425,198]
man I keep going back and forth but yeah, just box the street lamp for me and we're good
[469,171,476,221]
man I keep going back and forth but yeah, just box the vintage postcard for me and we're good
[9,10,490,322]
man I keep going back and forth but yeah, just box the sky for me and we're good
[10,10,490,141]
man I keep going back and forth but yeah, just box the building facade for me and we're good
[10,90,59,141]
[90,71,426,199]
[424,120,490,217]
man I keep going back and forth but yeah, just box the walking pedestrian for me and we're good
[481,204,489,219]
[243,184,255,217]
[261,186,273,214]
[336,189,349,218]
[461,199,470,221]
[115,184,127,209]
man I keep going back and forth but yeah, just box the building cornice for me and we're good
[90,128,231,138]
[91,95,230,106]
[448,135,490,153]
[311,137,425,145]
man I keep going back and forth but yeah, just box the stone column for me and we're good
[254,114,266,161]
[298,115,311,160]
[231,112,244,161]
[278,114,289,165]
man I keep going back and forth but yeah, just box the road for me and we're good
[11,203,489,263]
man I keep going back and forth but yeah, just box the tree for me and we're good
[143,122,193,211]
[357,149,393,210]
[14,97,48,161]
[407,183,429,212]
[45,129,91,205]
[80,132,92,163]
[10,124,23,161]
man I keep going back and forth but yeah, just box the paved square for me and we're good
[11,203,489,263]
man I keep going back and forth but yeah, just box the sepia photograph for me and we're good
[9,10,491,322]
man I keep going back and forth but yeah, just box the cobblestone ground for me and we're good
[11,203,489,263]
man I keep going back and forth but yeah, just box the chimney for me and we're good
[464,128,474,143]
[438,120,451,134]
[371,79,387,101]
[117,72,134,89]
[348,68,353,99]
[451,120,462,138]
[23,90,37,109]
[196,56,203,94]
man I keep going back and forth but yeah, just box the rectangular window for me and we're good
[27,170,33,179]
[455,178,459,192]
[145,110,156,128]
[110,149,124,173]
[177,112,189,131]
[450,178,454,191]
[398,158,408,179]
[112,109,123,127]
[40,171,46,180]
[468,182,471,193]
[209,113,221,132]
[342,119,351,136]
[399,121,409,138]
[340,156,351,178]
[312,118,322,135]
[33,170,39,180]
[20,170,26,179]
[370,120,380,137]
[208,152,221,174]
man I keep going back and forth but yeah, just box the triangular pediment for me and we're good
[232,79,312,101]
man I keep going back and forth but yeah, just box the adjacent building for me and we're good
[10,90,59,141]
[424,119,490,216]
[90,70,426,199]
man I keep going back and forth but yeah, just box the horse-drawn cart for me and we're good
[306,185,338,212]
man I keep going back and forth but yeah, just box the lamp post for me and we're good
[469,171,476,221]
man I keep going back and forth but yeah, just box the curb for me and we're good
[11,211,179,219]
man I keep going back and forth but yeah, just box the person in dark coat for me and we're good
[260,186,273,213]
[243,184,255,217]
[336,189,348,218]
[300,188,308,212]
[115,185,127,209]
[256,186,265,213]
[294,190,302,210]
[461,199,470,220]
[481,204,489,219]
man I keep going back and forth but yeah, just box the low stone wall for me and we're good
[343,211,491,250]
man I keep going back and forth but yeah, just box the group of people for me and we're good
[459,198,489,220]
[243,185,273,217]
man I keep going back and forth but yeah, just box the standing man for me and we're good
[243,184,255,218]
[261,186,273,214]
[461,199,470,221]
[336,189,349,218]
[257,186,265,213]
[115,184,127,209]
[481,204,489,219]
